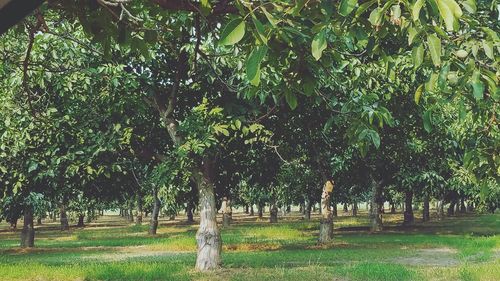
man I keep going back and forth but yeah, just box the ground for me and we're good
[0,210,498,281]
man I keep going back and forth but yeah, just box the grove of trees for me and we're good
[0,0,498,272]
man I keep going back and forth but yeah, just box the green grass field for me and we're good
[0,211,498,280]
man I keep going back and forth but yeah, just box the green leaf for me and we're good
[471,71,484,100]
[461,0,476,13]
[368,8,383,26]
[427,34,441,67]
[412,43,424,68]
[339,0,358,16]
[370,130,381,148]
[246,46,268,86]
[482,40,494,59]
[423,110,432,133]
[412,0,425,21]
[261,7,278,27]
[414,84,424,104]
[219,18,246,46]
[437,0,456,31]
[200,0,212,16]
[458,100,467,121]
[28,162,38,173]
[285,90,298,110]
[252,16,267,45]
[355,0,376,17]
[311,29,327,61]
[438,63,450,90]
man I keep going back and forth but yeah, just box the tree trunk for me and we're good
[403,191,414,225]
[9,219,17,231]
[258,204,263,218]
[318,180,334,244]
[244,204,249,214]
[20,206,35,248]
[193,164,222,271]
[343,203,348,213]
[77,215,85,227]
[221,197,232,227]
[36,217,42,225]
[460,198,466,213]
[352,202,358,217]
[60,205,69,231]
[136,194,143,225]
[249,205,254,216]
[390,202,396,214]
[437,199,445,219]
[52,211,57,222]
[128,201,134,223]
[370,179,383,232]
[187,201,195,223]
[149,190,161,235]
[422,195,430,222]
[304,200,312,220]
[448,201,456,216]
[269,202,278,223]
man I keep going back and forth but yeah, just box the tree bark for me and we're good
[186,201,195,223]
[149,190,161,235]
[20,206,35,248]
[370,179,383,232]
[258,204,263,218]
[304,200,312,220]
[249,205,254,216]
[390,202,396,214]
[36,217,42,225]
[403,190,414,225]
[10,219,17,231]
[352,202,358,217]
[77,215,85,227]
[318,180,334,244]
[448,201,456,216]
[332,202,338,217]
[136,194,143,225]
[128,201,134,223]
[60,205,69,231]
[221,196,232,227]
[269,202,278,223]
[460,198,466,213]
[437,198,444,219]
[193,162,222,271]
[343,203,348,213]
[422,195,430,222]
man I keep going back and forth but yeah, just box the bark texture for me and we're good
[422,196,430,222]
[269,202,278,223]
[149,190,161,235]
[60,205,69,231]
[193,167,222,271]
[370,179,383,232]
[318,180,334,244]
[403,191,414,225]
[136,194,143,225]
[221,197,232,227]
[77,215,85,227]
[20,207,35,248]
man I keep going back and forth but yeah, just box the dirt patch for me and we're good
[393,247,459,267]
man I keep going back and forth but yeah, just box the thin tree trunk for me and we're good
[222,196,232,227]
[187,201,195,223]
[10,219,17,231]
[332,202,338,217]
[403,190,414,225]
[370,179,383,232]
[352,202,358,217]
[269,202,278,223]
[52,211,57,222]
[193,161,221,271]
[422,195,430,222]
[437,198,445,219]
[136,194,143,225]
[128,201,134,223]
[77,215,85,227]
[448,201,456,216]
[60,205,69,231]
[343,203,348,213]
[20,206,34,248]
[258,204,263,218]
[36,217,42,225]
[249,205,254,216]
[460,198,466,213]
[318,180,334,244]
[244,204,249,214]
[149,190,161,235]
[390,202,396,214]
[304,200,312,220]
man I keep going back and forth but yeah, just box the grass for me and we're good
[0,211,498,280]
